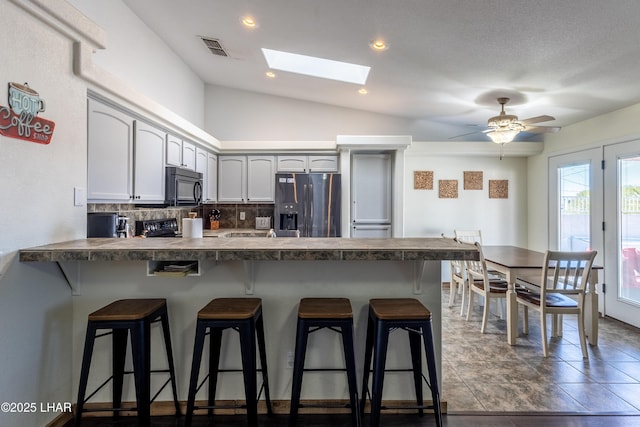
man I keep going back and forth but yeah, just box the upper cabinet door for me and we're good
[87,99,134,202]
[166,134,182,167]
[247,156,275,202]
[206,152,218,203]
[133,121,166,202]
[218,156,246,202]
[308,155,338,172]
[277,155,307,172]
[182,141,196,171]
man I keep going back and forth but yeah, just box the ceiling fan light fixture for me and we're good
[487,129,520,144]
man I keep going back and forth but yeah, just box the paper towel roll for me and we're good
[182,218,203,238]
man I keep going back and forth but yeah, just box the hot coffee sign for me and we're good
[0,82,55,144]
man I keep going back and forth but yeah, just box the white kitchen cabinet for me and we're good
[182,141,196,170]
[218,156,246,202]
[166,134,182,167]
[276,154,338,172]
[206,151,218,203]
[87,99,166,204]
[133,121,166,202]
[247,156,275,202]
[196,146,218,203]
[87,99,134,202]
[166,135,196,171]
[218,155,275,203]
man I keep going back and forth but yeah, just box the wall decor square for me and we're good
[414,171,434,190]
[439,180,458,198]
[489,179,509,199]
[464,171,483,190]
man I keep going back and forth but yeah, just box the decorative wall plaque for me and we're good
[414,171,434,190]
[464,171,483,190]
[489,179,509,199]
[439,180,458,198]
[0,82,55,144]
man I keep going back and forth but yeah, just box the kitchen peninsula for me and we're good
[20,237,477,412]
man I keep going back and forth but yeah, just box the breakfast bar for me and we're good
[20,237,478,413]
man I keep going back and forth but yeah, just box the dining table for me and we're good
[482,245,602,346]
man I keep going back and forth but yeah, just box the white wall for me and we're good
[67,0,206,128]
[205,84,465,142]
[0,1,87,424]
[405,143,529,245]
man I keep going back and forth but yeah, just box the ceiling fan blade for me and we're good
[448,130,482,139]
[520,115,555,125]
[524,125,561,133]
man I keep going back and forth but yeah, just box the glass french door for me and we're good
[604,140,640,327]
[549,148,604,312]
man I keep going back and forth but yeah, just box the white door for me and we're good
[604,140,640,327]
[351,153,391,224]
[549,148,604,311]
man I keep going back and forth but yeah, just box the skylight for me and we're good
[261,48,370,85]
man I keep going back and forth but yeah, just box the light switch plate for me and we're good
[74,187,86,207]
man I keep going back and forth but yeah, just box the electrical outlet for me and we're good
[240,211,246,221]
[286,351,294,369]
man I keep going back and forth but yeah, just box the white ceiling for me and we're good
[123,0,640,141]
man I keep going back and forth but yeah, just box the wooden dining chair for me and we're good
[442,233,468,314]
[465,242,509,333]
[515,250,597,358]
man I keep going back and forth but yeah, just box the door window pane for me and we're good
[559,163,590,251]
[619,157,640,305]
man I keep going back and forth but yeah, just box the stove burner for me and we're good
[135,218,179,237]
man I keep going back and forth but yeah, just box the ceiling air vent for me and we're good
[200,37,229,57]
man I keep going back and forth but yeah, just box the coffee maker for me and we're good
[116,216,130,238]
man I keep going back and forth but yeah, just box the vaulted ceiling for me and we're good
[123,0,640,141]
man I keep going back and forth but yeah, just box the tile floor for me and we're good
[441,286,640,414]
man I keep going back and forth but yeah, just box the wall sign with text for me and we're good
[0,82,55,144]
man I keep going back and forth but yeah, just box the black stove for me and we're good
[135,218,179,237]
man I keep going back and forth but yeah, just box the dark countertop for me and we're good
[19,237,478,262]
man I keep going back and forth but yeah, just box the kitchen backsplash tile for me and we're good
[88,203,274,230]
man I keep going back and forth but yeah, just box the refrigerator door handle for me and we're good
[308,184,313,237]
[303,184,309,237]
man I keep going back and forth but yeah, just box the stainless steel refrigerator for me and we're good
[274,173,341,237]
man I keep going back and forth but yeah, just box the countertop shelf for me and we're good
[19,237,478,263]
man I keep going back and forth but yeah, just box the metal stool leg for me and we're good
[239,320,258,427]
[207,328,223,416]
[289,317,309,427]
[360,308,375,416]
[159,311,181,415]
[256,311,273,414]
[130,320,151,427]
[186,321,208,427]
[75,323,97,427]
[422,320,442,427]
[370,319,390,427]
[111,328,128,419]
[340,319,361,427]
[408,328,424,417]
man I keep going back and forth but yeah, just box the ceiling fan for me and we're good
[450,97,561,143]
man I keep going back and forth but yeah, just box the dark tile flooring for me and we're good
[65,287,640,426]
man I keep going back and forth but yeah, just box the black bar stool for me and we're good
[185,298,272,427]
[360,298,442,427]
[75,298,180,427]
[290,298,360,427]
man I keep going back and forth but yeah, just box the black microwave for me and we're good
[165,166,203,206]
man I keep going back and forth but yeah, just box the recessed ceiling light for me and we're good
[241,16,257,28]
[261,48,370,84]
[358,88,368,95]
[370,39,388,51]
[265,71,276,78]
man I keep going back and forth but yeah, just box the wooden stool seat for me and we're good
[88,298,167,321]
[369,298,431,320]
[197,297,261,320]
[298,297,353,319]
